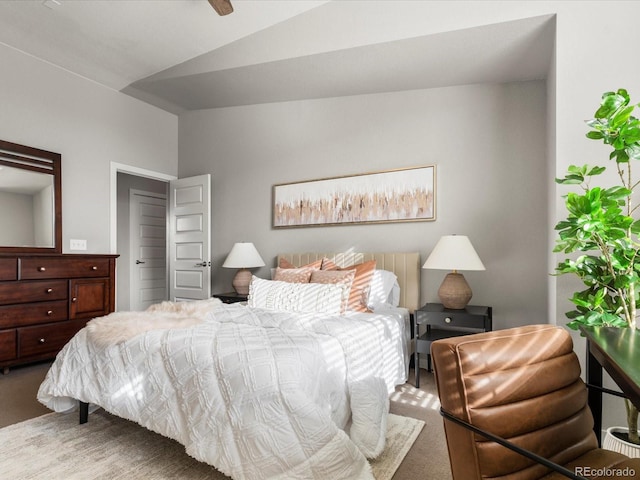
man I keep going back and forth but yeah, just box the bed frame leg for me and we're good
[79,401,89,424]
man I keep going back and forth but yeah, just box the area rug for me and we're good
[0,409,424,479]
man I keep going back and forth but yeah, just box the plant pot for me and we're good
[603,427,640,458]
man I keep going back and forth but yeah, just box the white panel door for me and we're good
[169,174,211,301]
[130,190,167,311]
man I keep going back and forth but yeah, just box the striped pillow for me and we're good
[273,267,312,283]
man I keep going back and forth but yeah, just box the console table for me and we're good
[580,325,640,444]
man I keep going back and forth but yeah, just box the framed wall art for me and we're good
[272,165,436,228]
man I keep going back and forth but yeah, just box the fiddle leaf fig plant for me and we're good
[554,88,640,445]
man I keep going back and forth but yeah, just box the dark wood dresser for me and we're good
[0,254,117,373]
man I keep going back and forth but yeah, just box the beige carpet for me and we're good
[0,361,451,479]
[0,408,423,480]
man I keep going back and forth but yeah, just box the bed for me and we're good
[37,252,420,480]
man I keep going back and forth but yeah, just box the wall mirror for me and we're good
[0,139,61,254]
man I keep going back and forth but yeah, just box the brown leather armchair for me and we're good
[431,324,640,480]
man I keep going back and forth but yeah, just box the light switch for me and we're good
[70,239,87,251]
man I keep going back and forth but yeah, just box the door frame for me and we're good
[110,162,176,254]
[110,162,177,309]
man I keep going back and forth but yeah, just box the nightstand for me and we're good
[213,292,248,304]
[414,302,492,387]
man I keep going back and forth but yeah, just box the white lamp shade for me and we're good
[422,235,485,271]
[222,242,265,268]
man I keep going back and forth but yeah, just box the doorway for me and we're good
[113,167,172,311]
[111,163,212,312]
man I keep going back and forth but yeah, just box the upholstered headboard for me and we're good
[276,252,421,312]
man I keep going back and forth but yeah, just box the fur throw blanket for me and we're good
[86,298,222,348]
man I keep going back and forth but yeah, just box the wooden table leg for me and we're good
[79,401,89,424]
[586,343,603,446]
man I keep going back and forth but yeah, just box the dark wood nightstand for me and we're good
[213,292,248,304]
[414,302,492,387]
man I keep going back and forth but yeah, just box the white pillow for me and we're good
[248,276,348,315]
[367,269,400,309]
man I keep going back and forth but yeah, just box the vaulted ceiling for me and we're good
[0,1,554,114]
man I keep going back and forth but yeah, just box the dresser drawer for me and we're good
[17,319,86,358]
[0,300,68,328]
[0,329,16,362]
[0,258,17,281]
[20,257,111,280]
[0,280,68,305]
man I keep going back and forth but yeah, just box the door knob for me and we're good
[136,260,146,264]
[195,262,210,267]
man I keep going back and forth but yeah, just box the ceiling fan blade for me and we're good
[208,0,234,16]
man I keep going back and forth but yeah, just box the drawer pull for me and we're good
[72,297,77,303]
[47,310,53,316]
[445,317,452,323]
[91,266,98,271]
[38,338,46,344]
[38,267,46,272]
[46,288,53,294]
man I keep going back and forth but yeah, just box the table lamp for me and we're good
[222,242,265,295]
[422,235,485,309]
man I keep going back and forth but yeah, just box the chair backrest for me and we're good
[431,324,598,480]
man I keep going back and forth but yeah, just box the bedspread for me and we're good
[37,301,407,480]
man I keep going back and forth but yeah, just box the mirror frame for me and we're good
[0,139,61,254]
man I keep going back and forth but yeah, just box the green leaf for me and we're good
[617,88,630,102]
[612,149,630,163]
[612,105,635,128]
[556,174,584,185]
[627,144,640,161]
[587,166,606,176]
[596,92,627,118]
[630,220,640,235]
[603,186,632,200]
[586,131,605,140]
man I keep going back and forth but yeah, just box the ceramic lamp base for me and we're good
[438,272,472,309]
[232,269,252,295]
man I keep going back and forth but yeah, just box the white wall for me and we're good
[179,81,548,331]
[0,43,178,254]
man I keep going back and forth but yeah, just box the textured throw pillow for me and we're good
[321,259,377,312]
[273,267,312,283]
[248,276,347,315]
[309,269,356,313]
[310,269,356,285]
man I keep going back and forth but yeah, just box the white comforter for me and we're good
[37,300,407,480]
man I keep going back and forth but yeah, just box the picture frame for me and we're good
[272,165,436,228]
